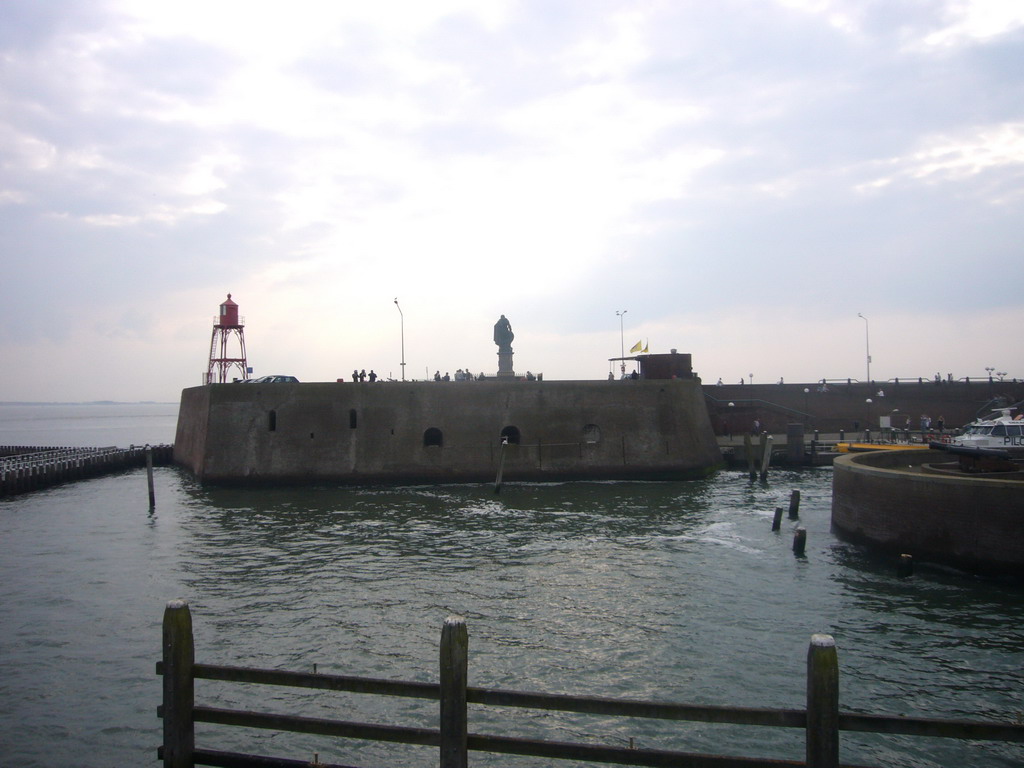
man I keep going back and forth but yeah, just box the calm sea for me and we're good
[0,404,1021,767]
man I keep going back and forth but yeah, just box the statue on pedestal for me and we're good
[494,315,514,351]
[494,315,515,377]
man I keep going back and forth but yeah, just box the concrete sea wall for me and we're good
[174,378,723,484]
[704,379,1024,435]
[831,449,1024,578]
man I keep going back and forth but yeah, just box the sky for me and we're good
[2,0,1023,402]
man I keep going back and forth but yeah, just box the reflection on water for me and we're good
[1,466,1022,767]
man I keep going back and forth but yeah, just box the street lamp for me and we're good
[393,298,405,381]
[857,313,871,382]
[616,310,627,376]
[985,366,994,381]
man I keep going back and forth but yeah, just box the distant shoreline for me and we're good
[0,401,177,406]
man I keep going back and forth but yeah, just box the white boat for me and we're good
[951,407,1024,452]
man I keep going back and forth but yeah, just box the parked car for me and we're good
[242,375,300,383]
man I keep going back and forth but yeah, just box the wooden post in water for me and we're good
[793,527,807,556]
[146,445,156,509]
[759,433,773,481]
[744,434,756,480]
[161,599,194,768]
[439,615,468,768]
[806,634,840,768]
[772,507,783,531]
[897,553,914,578]
[494,439,507,494]
[788,489,800,519]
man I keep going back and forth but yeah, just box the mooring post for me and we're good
[146,445,156,509]
[788,489,800,519]
[494,439,507,494]
[772,507,783,532]
[897,553,914,578]
[744,433,756,480]
[759,433,773,481]
[161,599,194,768]
[806,634,840,768]
[793,527,807,556]
[439,615,468,768]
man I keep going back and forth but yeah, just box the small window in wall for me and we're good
[424,427,443,447]
[582,424,601,444]
[349,409,357,429]
[268,410,277,432]
[500,425,521,445]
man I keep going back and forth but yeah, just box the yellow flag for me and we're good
[642,341,649,353]
[630,340,643,353]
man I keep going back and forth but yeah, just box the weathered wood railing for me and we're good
[158,601,1024,768]
[0,444,172,496]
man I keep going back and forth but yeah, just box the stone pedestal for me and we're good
[496,348,515,378]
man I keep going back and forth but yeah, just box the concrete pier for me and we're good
[831,449,1024,578]
[174,378,723,485]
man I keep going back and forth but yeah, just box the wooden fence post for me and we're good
[162,599,195,768]
[806,633,839,768]
[439,615,468,768]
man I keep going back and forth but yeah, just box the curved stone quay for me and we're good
[831,448,1024,579]
[0,444,173,497]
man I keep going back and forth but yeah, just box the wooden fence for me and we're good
[0,444,173,496]
[157,601,1024,768]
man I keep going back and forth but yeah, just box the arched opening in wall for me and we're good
[349,409,357,429]
[423,427,443,447]
[268,410,277,432]
[500,425,521,445]
[582,424,601,443]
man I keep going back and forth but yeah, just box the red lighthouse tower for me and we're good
[205,293,248,384]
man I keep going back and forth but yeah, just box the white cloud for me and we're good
[856,122,1024,197]
[923,0,1024,47]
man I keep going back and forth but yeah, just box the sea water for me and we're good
[0,404,1021,767]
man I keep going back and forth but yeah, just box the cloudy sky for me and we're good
[2,0,1022,401]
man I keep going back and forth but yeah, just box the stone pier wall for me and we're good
[174,378,723,484]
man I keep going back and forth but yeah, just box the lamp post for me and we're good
[857,313,871,383]
[393,298,405,381]
[616,310,627,376]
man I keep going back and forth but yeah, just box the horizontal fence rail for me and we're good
[0,444,172,497]
[157,601,1024,768]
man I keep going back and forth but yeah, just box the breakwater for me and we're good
[704,379,1024,435]
[831,449,1024,579]
[174,379,722,484]
[0,444,173,497]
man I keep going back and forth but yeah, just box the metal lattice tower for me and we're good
[205,294,248,384]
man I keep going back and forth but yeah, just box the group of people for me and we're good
[434,369,484,382]
[350,369,378,382]
[918,414,944,433]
